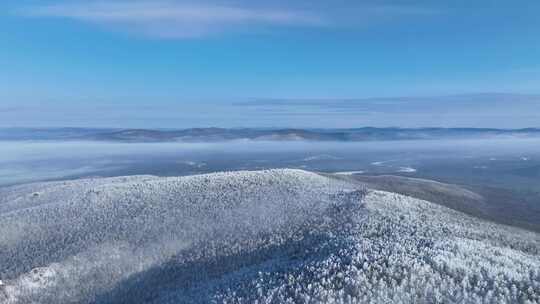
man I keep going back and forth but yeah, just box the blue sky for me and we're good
[1,0,540,128]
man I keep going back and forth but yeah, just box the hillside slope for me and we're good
[1,170,539,303]
[342,174,540,232]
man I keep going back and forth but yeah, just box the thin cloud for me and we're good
[16,1,326,38]
[15,1,440,38]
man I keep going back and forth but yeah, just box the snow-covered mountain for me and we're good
[0,169,539,303]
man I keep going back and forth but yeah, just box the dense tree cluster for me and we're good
[0,169,538,303]
[214,192,540,304]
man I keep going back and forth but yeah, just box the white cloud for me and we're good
[15,1,440,38]
[17,1,326,38]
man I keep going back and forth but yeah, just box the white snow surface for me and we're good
[0,169,539,304]
[397,167,417,173]
[302,155,342,162]
[333,171,365,175]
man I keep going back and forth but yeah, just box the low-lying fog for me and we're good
[2,137,540,188]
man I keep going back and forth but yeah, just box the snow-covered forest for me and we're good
[1,169,539,303]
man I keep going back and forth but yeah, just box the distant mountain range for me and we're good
[1,127,540,142]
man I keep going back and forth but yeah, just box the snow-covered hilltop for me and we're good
[0,169,539,304]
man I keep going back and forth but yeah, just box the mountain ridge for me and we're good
[2,127,540,142]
